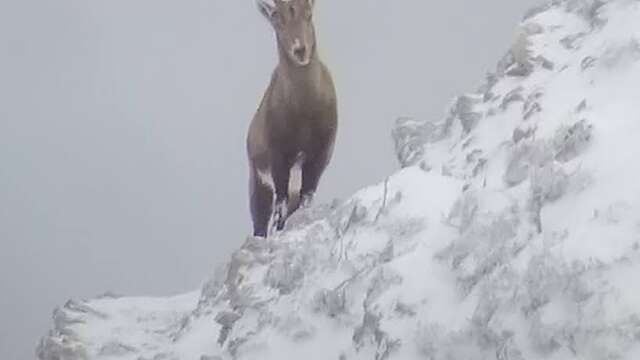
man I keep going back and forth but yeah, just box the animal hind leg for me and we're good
[250,167,273,237]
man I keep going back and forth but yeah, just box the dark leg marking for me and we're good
[249,167,273,238]
[300,151,330,208]
[270,155,292,231]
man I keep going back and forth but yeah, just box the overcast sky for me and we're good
[0,1,541,358]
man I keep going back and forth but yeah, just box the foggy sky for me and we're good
[0,1,540,358]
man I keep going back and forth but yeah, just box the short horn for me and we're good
[256,0,276,19]
[256,0,277,9]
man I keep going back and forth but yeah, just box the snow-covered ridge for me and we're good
[39,0,640,359]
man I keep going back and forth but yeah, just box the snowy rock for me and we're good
[38,1,640,359]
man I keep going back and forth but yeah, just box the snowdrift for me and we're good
[39,1,640,359]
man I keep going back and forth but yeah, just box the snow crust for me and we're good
[39,1,640,359]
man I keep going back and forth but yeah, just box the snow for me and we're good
[38,0,640,359]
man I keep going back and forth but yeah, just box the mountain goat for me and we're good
[247,0,337,237]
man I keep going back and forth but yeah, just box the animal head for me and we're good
[257,0,317,67]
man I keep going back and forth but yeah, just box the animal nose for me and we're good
[293,44,307,62]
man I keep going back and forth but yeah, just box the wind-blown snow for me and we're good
[39,0,640,359]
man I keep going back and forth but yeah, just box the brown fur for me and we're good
[248,0,337,237]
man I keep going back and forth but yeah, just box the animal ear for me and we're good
[256,0,276,22]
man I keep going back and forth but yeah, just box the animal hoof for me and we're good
[301,193,315,208]
[271,200,288,233]
[253,230,268,238]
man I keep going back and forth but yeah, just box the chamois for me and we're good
[247,0,337,237]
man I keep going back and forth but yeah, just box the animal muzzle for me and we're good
[291,39,310,65]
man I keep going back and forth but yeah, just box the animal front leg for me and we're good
[269,200,288,235]
[249,167,273,238]
[300,155,329,209]
[270,156,291,232]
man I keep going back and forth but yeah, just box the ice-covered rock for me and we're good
[38,0,640,359]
